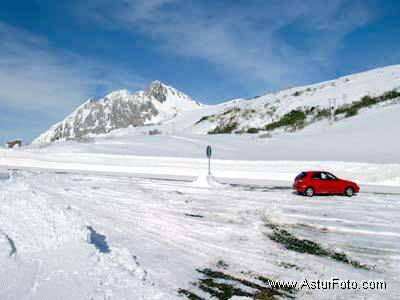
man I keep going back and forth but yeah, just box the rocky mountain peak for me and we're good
[146,80,167,103]
[32,79,201,144]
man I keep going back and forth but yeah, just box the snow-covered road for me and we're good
[2,121,400,189]
[0,171,399,299]
[2,148,400,191]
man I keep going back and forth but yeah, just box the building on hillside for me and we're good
[5,140,22,148]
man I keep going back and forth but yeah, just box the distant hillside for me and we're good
[185,64,400,135]
[34,65,400,144]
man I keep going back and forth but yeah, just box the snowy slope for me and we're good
[0,172,399,299]
[34,64,400,143]
[2,102,400,187]
[117,64,400,135]
[185,64,400,134]
[2,65,400,300]
[33,81,202,144]
[3,64,400,188]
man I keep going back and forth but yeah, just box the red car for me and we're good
[293,171,360,197]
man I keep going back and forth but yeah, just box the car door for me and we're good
[311,172,329,194]
[325,172,341,193]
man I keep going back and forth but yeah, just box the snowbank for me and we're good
[191,174,225,188]
[1,150,400,187]
[1,102,400,188]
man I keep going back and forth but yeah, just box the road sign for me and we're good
[206,145,212,175]
[206,145,212,158]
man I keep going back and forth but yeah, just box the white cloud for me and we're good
[0,21,146,143]
[75,0,375,90]
[0,1,378,143]
[0,22,145,118]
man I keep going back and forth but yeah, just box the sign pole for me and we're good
[208,155,211,175]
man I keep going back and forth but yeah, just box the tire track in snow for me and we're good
[2,171,400,299]
[0,229,17,257]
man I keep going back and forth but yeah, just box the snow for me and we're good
[182,64,400,133]
[0,172,399,299]
[142,82,204,126]
[2,65,400,299]
[2,102,400,188]
[94,100,400,164]
[191,174,225,188]
[2,148,400,187]
[34,64,400,144]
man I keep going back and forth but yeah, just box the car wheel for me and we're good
[345,187,354,197]
[305,187,314,197]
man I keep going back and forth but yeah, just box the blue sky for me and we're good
[0,0,399,144]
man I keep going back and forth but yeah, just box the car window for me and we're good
[320,172,328,180]
[312,173,321,179]
[326,173,336,180]
[295,172,307,180]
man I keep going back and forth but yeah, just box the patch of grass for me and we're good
[345,106,358,117]
[313,108,331,120]
[195,115,215,124]
[333,106,348,116]
[178,289,204,300]
[269,228,329,256]
[208,122,239,134]
[278,262,302,271]
[264,110,306,131]
[383,89,400,99]
[198,276,253,299]
[179,268,295,300]
[268,228,370,270]
[200,269,294,299]
[242,108,257,119]
[247,127,259,134]
[334,89,400,118]
[222,107,241,115]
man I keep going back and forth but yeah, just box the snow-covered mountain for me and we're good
[184,64,400,135]
[34,65,400,144]
[33,81,201,144]
[99,64,400,138]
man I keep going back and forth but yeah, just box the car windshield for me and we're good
[326,173,337,180]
